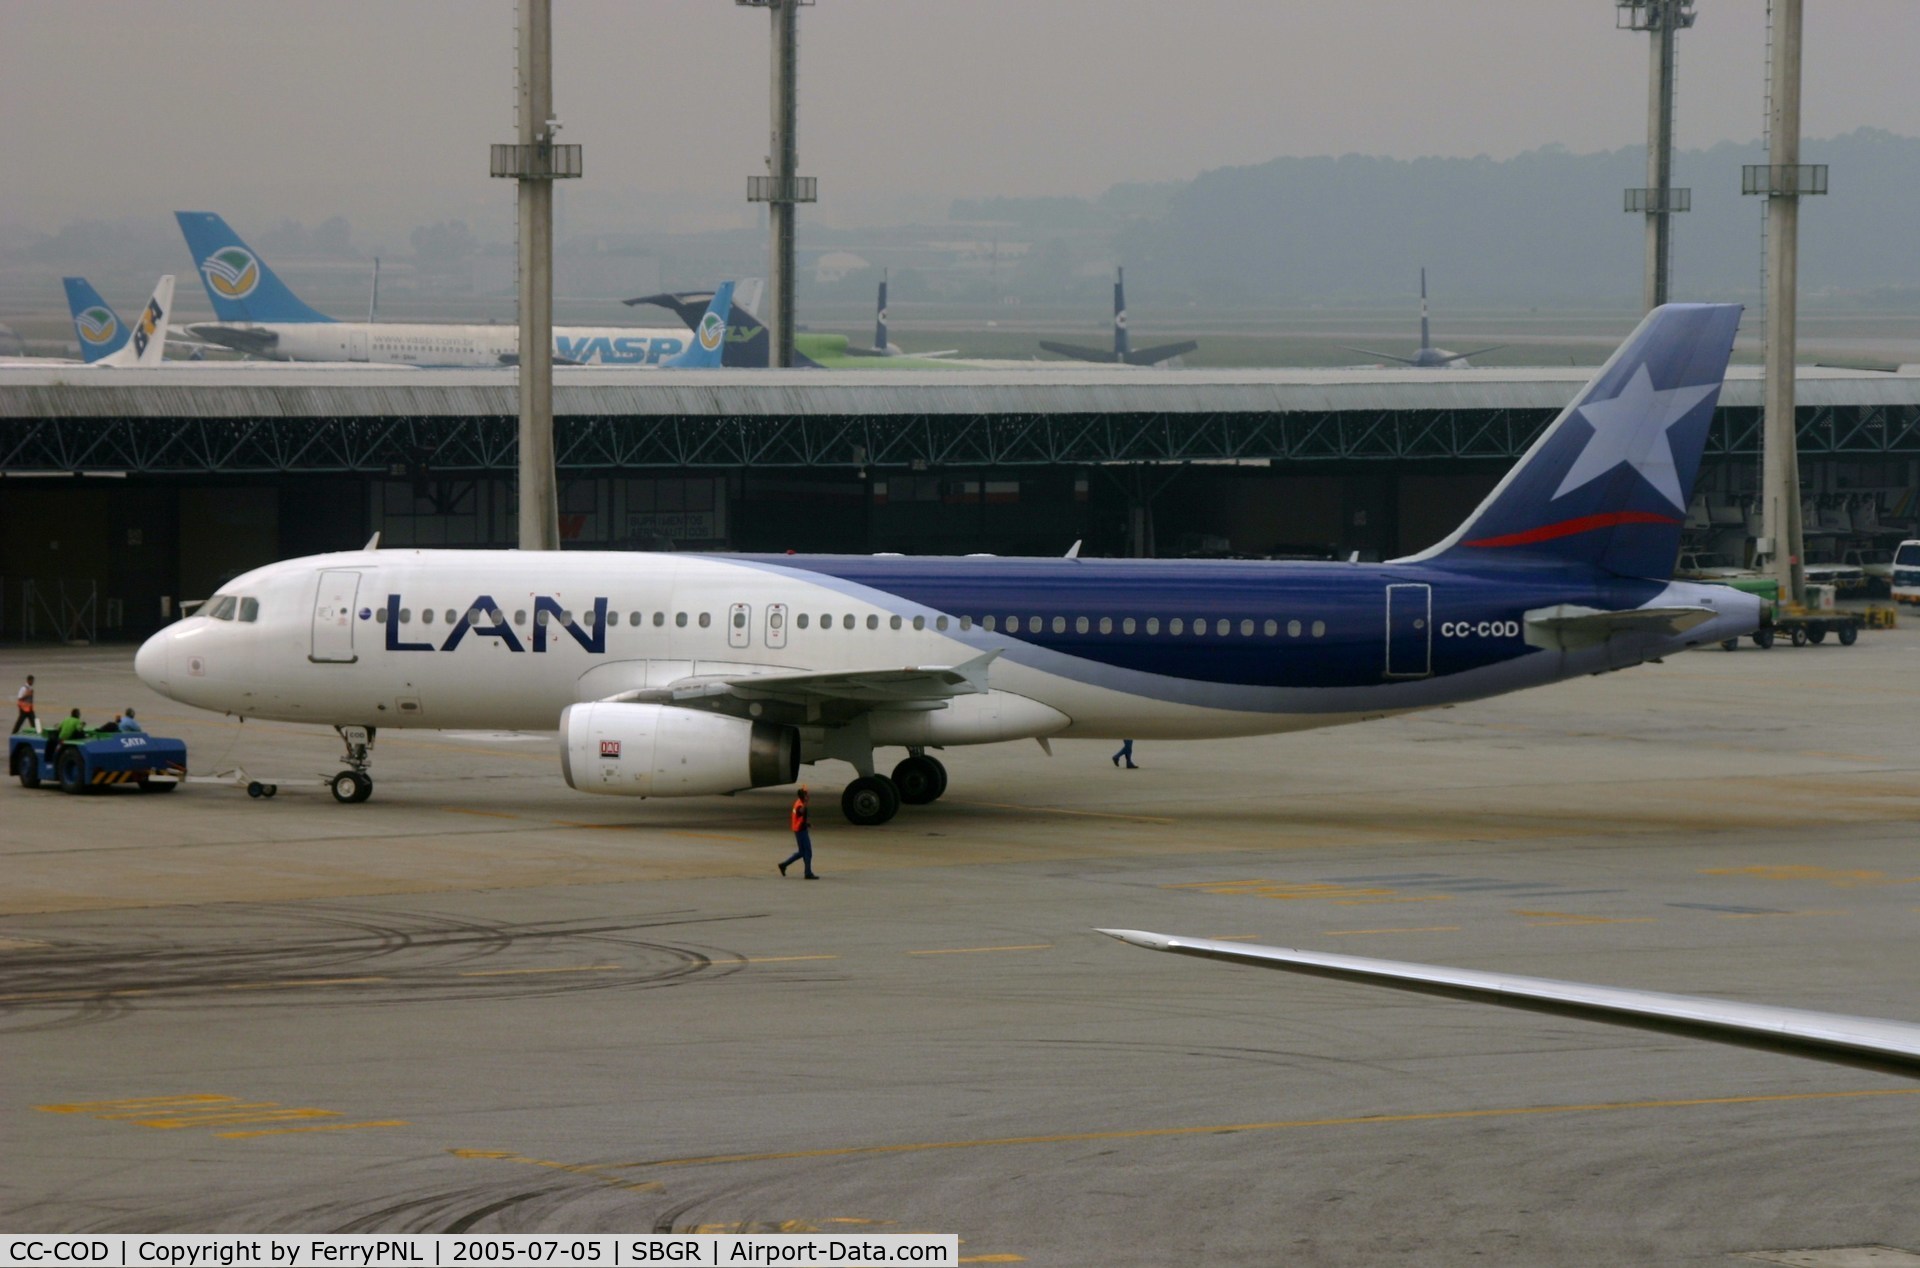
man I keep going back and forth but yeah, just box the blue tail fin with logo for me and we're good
[63,277,132,362]
[174,211,335,324]
[661,281,734,368]
[1113,267,1130,362]
[1405,303,1743,580]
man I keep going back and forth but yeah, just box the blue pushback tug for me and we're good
[9,729,187,794]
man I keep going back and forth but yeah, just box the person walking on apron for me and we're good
[12,675,36,735]
[780,786,819,879]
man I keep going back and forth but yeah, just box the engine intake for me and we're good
[559,703,798,797]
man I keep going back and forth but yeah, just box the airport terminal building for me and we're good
[3,365,1917,640]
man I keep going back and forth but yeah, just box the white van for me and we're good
[1893,540,1920,605]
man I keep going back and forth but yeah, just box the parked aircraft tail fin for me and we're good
[62,277,132,363]
[1113,267,1130,362]
[88,275,174,368]
[661,281,734,368]
[1403,303,1742,580]
[174,211,335,324]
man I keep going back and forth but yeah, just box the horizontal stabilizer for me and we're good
[1522,603,1714,651]
[1098,930,1920,1080]
[1440,344,1505,364]
[1125,340,1199,366]
[1341,347,1423,367]
[188,323,281,356]
[1038,340,1118,364]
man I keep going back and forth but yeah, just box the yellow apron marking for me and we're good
[39,1094,234,1114]
[626,1088,1920,1171]
[39,1092,402,1138]
[1513,909,1656,927]
[743,955,840,964]
[908,944,1053,956]
[219,1120,410,1139]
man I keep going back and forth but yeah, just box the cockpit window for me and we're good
[238,597,260,623]
[206,595,238,621]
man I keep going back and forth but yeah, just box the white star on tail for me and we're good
[1552,365,1718,511]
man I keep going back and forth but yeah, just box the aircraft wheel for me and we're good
[1806,624,1827,645]
[15,747,41,789]
[1838,623,1859,646]
[1720,638,1738,652]
[57,749,88,794]
[891,755,948,805]
[842,775,901,826]
[248,781,267,799]
[264,784,279,798]
[139,777,177,793]
[1789,625,1810,647]
[1752,629,1775,649]
[331,770,371,804]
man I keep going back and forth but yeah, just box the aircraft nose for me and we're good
[134,629,171,692]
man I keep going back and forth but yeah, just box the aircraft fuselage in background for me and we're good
[183,320,691,367]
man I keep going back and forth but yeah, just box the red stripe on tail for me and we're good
[1464,510,1679,549]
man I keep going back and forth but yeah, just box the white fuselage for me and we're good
[134,550,1761,761]
[186,321,694,367]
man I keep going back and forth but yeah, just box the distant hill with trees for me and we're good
[1108,128,1920,309]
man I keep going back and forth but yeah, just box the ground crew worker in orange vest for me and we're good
[12,675,35,735]
[779,786,819,879]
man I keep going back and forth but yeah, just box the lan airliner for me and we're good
[130,303,1759,823]
[175,211,713,367]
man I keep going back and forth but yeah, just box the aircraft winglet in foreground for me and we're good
[1100,930,1920,1079]
[135,303,1757,821]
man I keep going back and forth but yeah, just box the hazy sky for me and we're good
[4,1,1917,241]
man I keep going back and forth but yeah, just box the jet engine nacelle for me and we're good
[559,702,798,797]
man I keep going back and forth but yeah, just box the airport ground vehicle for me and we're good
[1894,540,1920,606]
[9,729,187,793]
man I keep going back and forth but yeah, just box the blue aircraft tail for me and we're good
[661,282,734,368]
[173,211,335,324]
[1407,303,1742,580]
[62,277,132,362]
[1113,267,1130,362]
[875,271,889,353]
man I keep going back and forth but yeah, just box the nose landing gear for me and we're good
[329,725,376,804]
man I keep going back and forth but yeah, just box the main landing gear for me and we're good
[838,749,948,826]
[329,724,376,804]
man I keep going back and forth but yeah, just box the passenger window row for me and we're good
[367,604,1326,641]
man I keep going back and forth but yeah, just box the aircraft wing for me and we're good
[1439,345,1506,364]
[600,650,999,724]
[1038,341,1119,363]
[1098,930,1920,1079]
[1523,604,1715,651]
